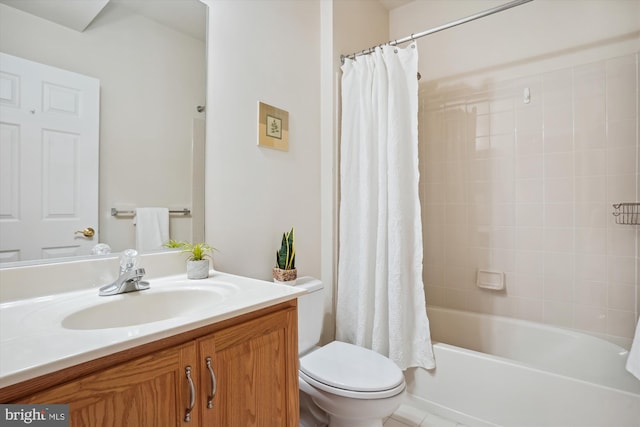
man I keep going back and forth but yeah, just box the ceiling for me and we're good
[0,0,407,41]
[0,0,109,32]
[110,0,206,41]
[379,0,413,10]
[0,0,206,41]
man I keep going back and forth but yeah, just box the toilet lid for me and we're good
[299,341,404,393]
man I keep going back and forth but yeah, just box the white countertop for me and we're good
[0,271,305,388]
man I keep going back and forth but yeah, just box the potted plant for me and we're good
[273,227,297,285]
[180,242,216,279]
[163,239,186,249]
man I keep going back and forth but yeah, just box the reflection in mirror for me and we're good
[0,0,207,266]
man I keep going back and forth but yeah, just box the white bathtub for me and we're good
[404,306,640,427]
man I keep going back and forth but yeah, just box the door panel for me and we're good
[19,342,197,427]
[202,310,293,427]
[0,52,99,262]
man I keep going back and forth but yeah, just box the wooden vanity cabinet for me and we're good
[12,301,299,427]
[19,341,197,426]
[199,307,299,426]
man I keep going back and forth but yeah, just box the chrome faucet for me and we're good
[99,249,150,296]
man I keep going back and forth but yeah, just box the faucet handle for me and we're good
[120,249,140,273]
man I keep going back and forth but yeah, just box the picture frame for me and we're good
[258,101,289,151]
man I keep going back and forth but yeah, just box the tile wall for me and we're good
[421,53,639,344]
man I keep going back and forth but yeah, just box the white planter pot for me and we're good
[187,260,209,279]
[272,267,297,286]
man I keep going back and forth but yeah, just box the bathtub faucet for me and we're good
[99,249,150,296]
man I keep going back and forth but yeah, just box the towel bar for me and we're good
[111,208,191,216]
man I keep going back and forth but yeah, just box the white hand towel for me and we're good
[134,207,169,252]
[626,316,640,381]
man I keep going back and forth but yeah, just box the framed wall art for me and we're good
[258,101,289,151]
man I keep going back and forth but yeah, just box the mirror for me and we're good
[0,0,207,266]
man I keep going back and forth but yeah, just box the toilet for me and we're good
[296,277,406,427]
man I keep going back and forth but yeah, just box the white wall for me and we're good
[0,3,206,253]
[391,0,640,344]
[390,0,640,84]
[203,0,321,283]
[334,0,390,60]
[203,0,392,344]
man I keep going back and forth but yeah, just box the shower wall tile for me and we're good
[574,280,607,307]
[607,309,637,338]
[544,301,574,328]
[574,62,605,98]
[544,178,574,203]
[515,250,544,278]
[517,204,543,227]
[608,228,636,256]
[544,134,574,155]
[517,132,543,155]
[608,147,637,175]
[544,152,574,178]
[490,110,515,135]
[516,227,544,250]
[608,119,636,148]
[607,174,636,203]
[544,276,573,302]
[575,227,607,255]
[609,283,636,311]
[516,155,543,179]
[574,305,607,334]
[576,254,607,283]
[512,274,544,299]
[575,203,607,228]
[516,105,542,132]
[606,56,637,121]
[543,227,574,252]
[513,297,544,322]
[575,150,606,177]
[608,256,637,285]
[575,176,606,203]
[516,179,543,203]
[544,203,574,227]
[575,123,606,150]
[419,52,639,345]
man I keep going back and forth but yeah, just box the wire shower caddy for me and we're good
[612,202,640,225]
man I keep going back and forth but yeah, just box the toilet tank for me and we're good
[295,277,324,355]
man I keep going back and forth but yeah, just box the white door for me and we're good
[0,53,100,263]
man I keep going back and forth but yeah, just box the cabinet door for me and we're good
[200,308,299,427]
[19,342,198,427]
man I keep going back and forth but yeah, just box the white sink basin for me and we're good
[0,270,306,388]
[62,287,229,330]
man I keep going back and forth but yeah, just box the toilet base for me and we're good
[299,375,404,427]
[300,389,328,427]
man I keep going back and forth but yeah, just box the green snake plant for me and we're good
[275,227,295,270]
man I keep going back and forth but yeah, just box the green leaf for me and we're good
[163,239,186,249]
[181,242,216,261]
[275,227,295,270]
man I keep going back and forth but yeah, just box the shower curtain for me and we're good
[336,43,435,370]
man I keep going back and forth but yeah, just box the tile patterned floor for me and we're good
[384,403,467,427]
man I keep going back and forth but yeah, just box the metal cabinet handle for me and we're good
[185,366,196,422]
[206,356,217,409]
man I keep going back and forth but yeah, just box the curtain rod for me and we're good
[341,0,534,63]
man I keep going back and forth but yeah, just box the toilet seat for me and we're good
[299,341,405,399]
